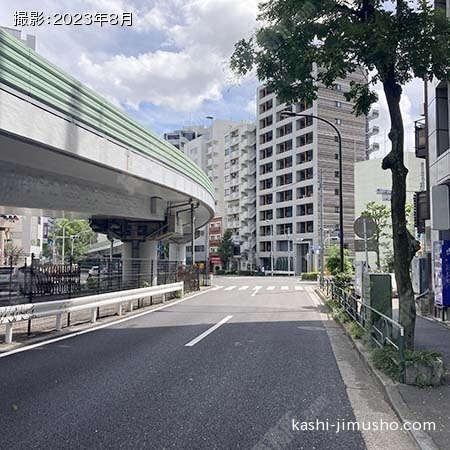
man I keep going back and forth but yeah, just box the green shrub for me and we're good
[347,322,365,340]
[331,306,350,324]
[216,269,226,275]
[372,346,401,381]
[175,290,183,299]
[301,272,319,281]
[333,272,353,291]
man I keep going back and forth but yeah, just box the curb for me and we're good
[314,288,439,450]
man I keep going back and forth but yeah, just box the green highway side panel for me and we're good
[0,30,214,198]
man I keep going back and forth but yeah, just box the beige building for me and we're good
[256,70,367,274]
[354,153,425,268]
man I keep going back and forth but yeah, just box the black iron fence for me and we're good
[321,278,405,383]
[0,256,210,306]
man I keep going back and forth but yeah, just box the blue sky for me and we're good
[0,0,424,149]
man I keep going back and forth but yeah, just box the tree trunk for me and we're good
[382,75,420,350]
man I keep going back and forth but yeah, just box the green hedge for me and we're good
[301,272,319,281]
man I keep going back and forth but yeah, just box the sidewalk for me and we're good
[397,314,450,449]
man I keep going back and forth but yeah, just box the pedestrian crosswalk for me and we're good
[212,285,304,294]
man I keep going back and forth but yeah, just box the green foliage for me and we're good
[175,290,183,299]
[46,219,94,262]
[372,346,401,382]
[331,306,350,324]
[405,349,443,365]
[333,272,353,291]
[326,245,352,275]
[301,272,319,281]
[218,230,233,268]
[347,322,365,340]
[231,1,450,116]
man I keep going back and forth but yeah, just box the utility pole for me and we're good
[319,169,325,282]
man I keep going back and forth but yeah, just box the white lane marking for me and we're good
[211,286,223,291]
[267,286,275,291]
[224,286,236,291]
[281,286,289,291]
[251,286,262,297]
[185,315,233,347]
[0,289,212,360]
[238,286,249,291]
[295,286,304,291]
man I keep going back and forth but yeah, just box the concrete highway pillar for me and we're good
[179,244,187,265]
[141,241,158,286]
[122,242,134,286]
[169,243,178,262]
[169,243,187,264]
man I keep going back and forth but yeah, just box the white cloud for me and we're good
[245,99,256,115]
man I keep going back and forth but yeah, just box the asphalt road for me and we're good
[0,277,412,449]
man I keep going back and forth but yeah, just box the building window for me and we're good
[277,139,293,154]
[296,150,313,164]
[276,189,293,202]
[296,116,313,131]
[276,206,293,219]
[260,162,273,175]
[260,99,273,114]
[260,115,273,129]
[297,185,314,198]
[335,206,340,213]
[260,225,272,236]
[260,194,273,206]
[277,123,293,138]
[277,223,293,235]
[276,156,293,170]
[225,148,230,156]
[260,210,273,221]
[334,153,339,160]
[259,86,273,98]
[334,171,339,178]
[296,167,314,182]
[297,101,313,112]
[260,178,273,190]
[260,130,273,144]
[260,241,272,252]
[260,146,273,160]
[225,135,230,143]
[297,132,314,147]
[335,188,340,195]
[335,101,342,108]
[333,83,342,91]
[296,221,314,233]
[334,136,339,143]
[276,173,293,187]
[335,118,342,125]
[225,175,230,182]
[297,203,314,216]
[277,240,290,251]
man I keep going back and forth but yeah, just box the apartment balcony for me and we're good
[209,226,221,234]
[367,126,380,138]
[227,206,240,215]
[367,109,380,122]
[367,142,380,155]
[227,220,240,229]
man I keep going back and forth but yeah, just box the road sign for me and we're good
[354,216,376,239]
[355,239,378,252]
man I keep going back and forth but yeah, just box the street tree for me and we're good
[218,230,233,270]
[230,0,450,349]
[47,219,94,262]
[361,202,391,269]
[326,245,352,276]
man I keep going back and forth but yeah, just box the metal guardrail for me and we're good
[321,278,406,383]
[0,281,183,344]
[0,29,214,198]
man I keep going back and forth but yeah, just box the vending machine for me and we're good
[433,241,450,307]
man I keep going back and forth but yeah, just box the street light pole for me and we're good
[281,111,344,273]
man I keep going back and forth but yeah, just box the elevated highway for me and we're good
[0,30,215,262]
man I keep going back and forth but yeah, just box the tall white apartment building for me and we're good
[255,73,367,274]
[172,120,257,269]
